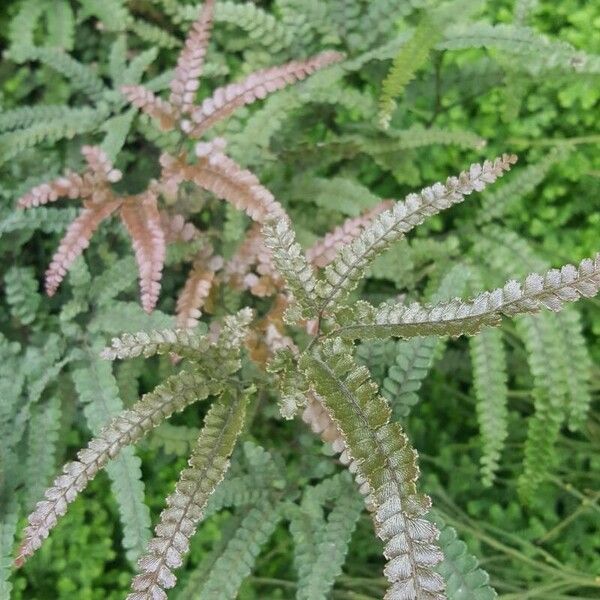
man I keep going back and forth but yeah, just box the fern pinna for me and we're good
[7,1,600,600]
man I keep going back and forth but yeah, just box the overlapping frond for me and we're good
[334,253,600,340]
[300,339,444,600]
[316,155,517,314]
[128,387,250,600]
[176,262,217,329]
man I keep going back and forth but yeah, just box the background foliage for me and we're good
[1,0,599,598]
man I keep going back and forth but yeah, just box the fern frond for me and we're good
[46,0,75,50]
[300,339,445,600]
[431,512,498,600]
[440,23,600,74]
[185,51,344,138]
[45,202,122,296]
[73,358,152,563]
[196,501,282,599]
[316,155,516,314]
[187,139,286,221]
[79,0,130,32]
[100,109,136,161]
[15,369,213,567]
[101,328,210,360]
[6,0,46,60]
[292,473,364,600]
[335,253,600,340]
[470,328,508,486]
[170,0,215,114]
[120,192,166,313]
[0,107,106,165]
[379,20,441,128]
[476,147,569,224]
[19,47,106,100]
[128,387,250,600]
[122,85,178,131]
[262,218,318,317]
[4,266,41,325]
[25,396,61,509]
[176,263,217,329]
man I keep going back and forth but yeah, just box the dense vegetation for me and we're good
[1,0,599,598]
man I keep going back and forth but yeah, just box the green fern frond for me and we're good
[100,109,136,160]
[18,47,106,100]
[431,511,498,600]
[0,107,106,165]
[46,0,75,50]
[90,256,138,306]
[381,265,470,419]
[196,502,283,599]
[90,301,176,334]
[300,338,444,599]
[72,358,151,563]
[470,328,508,487]
[379,20,441,128]
[122,48,160,86]
[291,473,363,600]
[0,497,19,599]
[6,0,46,61]
[24,396,61,509]
[78,0,130,32]
[441,23,600,75]
[4,266,42,326]
[130,19,180,49]
[476,147,569,224]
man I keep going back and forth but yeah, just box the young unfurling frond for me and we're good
[128,387,250,600]
[300,339,444,600]
[334,253,600,340]
[316,155,517,314]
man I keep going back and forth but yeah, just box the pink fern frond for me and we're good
[176,264,216,329]
[17,172,89,208]
[120,191,166,313]
[307,200,394,267]
[169,0,215,114]
[190,138,286,222]
[45,201,121,296]
[184,50,345,138]
[81,145,122,183]
[121,85,178,131]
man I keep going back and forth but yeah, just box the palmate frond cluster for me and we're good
[3,1,600,599]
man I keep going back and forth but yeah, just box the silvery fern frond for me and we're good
[334,254,600,340]
[128,387,251,600]
[316,155,517,315]
[300,339,444,600]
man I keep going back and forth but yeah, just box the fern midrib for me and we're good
[310,354,422,593]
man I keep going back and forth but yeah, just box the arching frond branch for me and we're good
[334,254,600,340]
